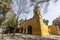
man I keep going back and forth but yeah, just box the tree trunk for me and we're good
[3,14,5,20]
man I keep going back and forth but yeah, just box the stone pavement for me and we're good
[0,33,60,40]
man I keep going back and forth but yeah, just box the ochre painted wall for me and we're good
[39,17,49,36]
[26,20,41,35]
[48,25,58,35]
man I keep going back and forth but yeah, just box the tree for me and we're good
[12,0,28,27]
[53,19,60,28]
[43,19,49,25]
[0,0,12,27]
[2,13,16,34]
[53,16,60,28]
[0,0,11,19]
[52,18,60,33]
[0,16,3,26]
[18,19,25,24]
[2,13,16,27]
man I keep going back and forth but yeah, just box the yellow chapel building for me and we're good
[19,5,58,36]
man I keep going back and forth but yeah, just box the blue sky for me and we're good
[42,1,60,25]
[13,0,60,25]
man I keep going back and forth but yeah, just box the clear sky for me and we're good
[13,0,60,25]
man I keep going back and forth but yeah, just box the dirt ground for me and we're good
[0,33,60,40]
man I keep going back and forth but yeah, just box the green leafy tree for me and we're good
[19,19,25,23]
[0,0,12,27]
[53,19,60,28]
[0,0,11,19]
[43,19,49,25]
[2,13,16,27]
[52,18,60,33]
[2,13,16,37]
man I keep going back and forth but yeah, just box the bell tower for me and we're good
[33,5,41,17]
[32,5,49,36]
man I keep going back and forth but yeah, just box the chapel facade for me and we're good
[19,5,49,36]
